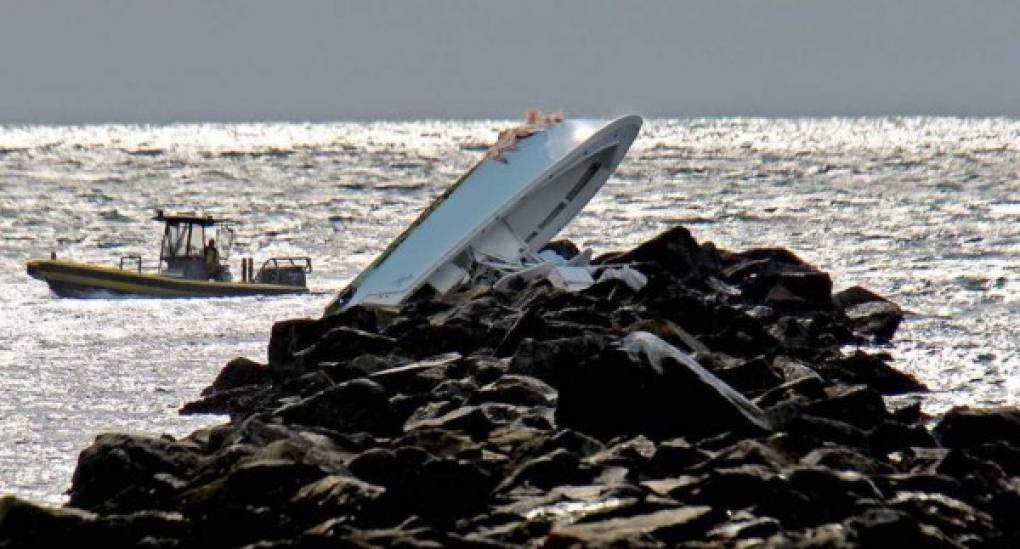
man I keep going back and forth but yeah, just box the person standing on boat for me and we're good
[204,239,221,280]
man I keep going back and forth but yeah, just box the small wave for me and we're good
[99,209,136,223]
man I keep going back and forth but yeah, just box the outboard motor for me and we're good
[254,257,312,288]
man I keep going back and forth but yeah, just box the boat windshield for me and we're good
[216,225,235,259]
[161,222,206,260]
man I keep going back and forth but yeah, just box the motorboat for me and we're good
[326,113,643,314]
[26,210,312,298]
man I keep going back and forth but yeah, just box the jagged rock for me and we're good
[714,356,785,394]
[474,374,557,407]
[801,447,896,475]
[404,403,532,440]
[202,357,270,395]
[68,433,200,512]
[933,406,1020,449]
[835,286,904,342]
[556,332,771,441]
[707,515,782,542]
[649,438,712,474]
[599,226,709,277]
[393,319,490,359]
[804,384,889,429]
[743,271,834,310]
[275,378,399,436]
[381,456,494,524]
[289,475,384,526]
[267,308,382,366]
[0,497,190,548]
[29,224,994,547]
[369,353,463,395]
[499,449,588,490]
[786,466,884,522]
[847,507,959,547]
[824,351,927,394]
[291,327,396,372]
[508,335,606,385]
[546,506,716,546]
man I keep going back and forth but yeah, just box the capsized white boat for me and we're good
[325,114,643,314]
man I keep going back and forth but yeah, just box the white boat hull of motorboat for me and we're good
[326,115,643,314]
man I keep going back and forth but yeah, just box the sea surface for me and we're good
[1,118,1017,504]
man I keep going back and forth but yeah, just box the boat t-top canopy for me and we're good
[153,209,235,227]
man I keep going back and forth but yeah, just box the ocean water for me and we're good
[0,118,1017,504]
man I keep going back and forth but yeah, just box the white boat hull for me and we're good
[327,115,643,313]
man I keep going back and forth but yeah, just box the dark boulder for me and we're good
[68,433,199,512]
[599,226,709,277]
[823,351,927,395]
[933,406,1020,449]
[508,335,607,386]
[556,332,771,441]
[267,307,381,366]
[275,378,400,436]
[289,475,384,527]
[202,357,270,395]
[546,506,716,546]
[498,449,588,490]
[474,374,557,407]
[804,384,890,429]
[291,327,395,372]
[834,286,904,342]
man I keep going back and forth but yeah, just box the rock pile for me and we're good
[4,225,1019,547]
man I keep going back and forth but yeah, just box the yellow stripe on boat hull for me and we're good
[26,259,307,298]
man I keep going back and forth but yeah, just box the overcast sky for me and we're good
[2,1,1019,124]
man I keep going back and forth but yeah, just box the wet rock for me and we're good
[383,457,494,524]
[540,239,581,260]
[824,351,928,395]
[292,327,396,371]
[68,433,199,512]
[835,286,904,342]
[870,420,939,454]
[393,319,490,359]
[713,356,784,394]
[546,506,716,546]
[404,403,531,440]
[706,513,782,542]
[508,335,606,385]
[369,352,463,395]
[289,475,384,526]
[275,378,399,436]
[267,308,382,367]
[781,414,871,451]
[804,384,889,429]
[499,449,588,490]
[0,496,104,547]
[649,438,712,474]
[474,374,557,407]
[429,378,477,405]
[0,497,190,548]
[933,406,1020,449]
[786,466,884,521]
[847,507,959,547]
[599,226,708,277]
[744,271,834,310]
[391,428,476,458]
[203,357,270,395]
[801,447,896,475]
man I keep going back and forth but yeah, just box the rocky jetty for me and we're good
[4,225,1019,548]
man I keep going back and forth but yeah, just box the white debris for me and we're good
[596,264,648,291]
